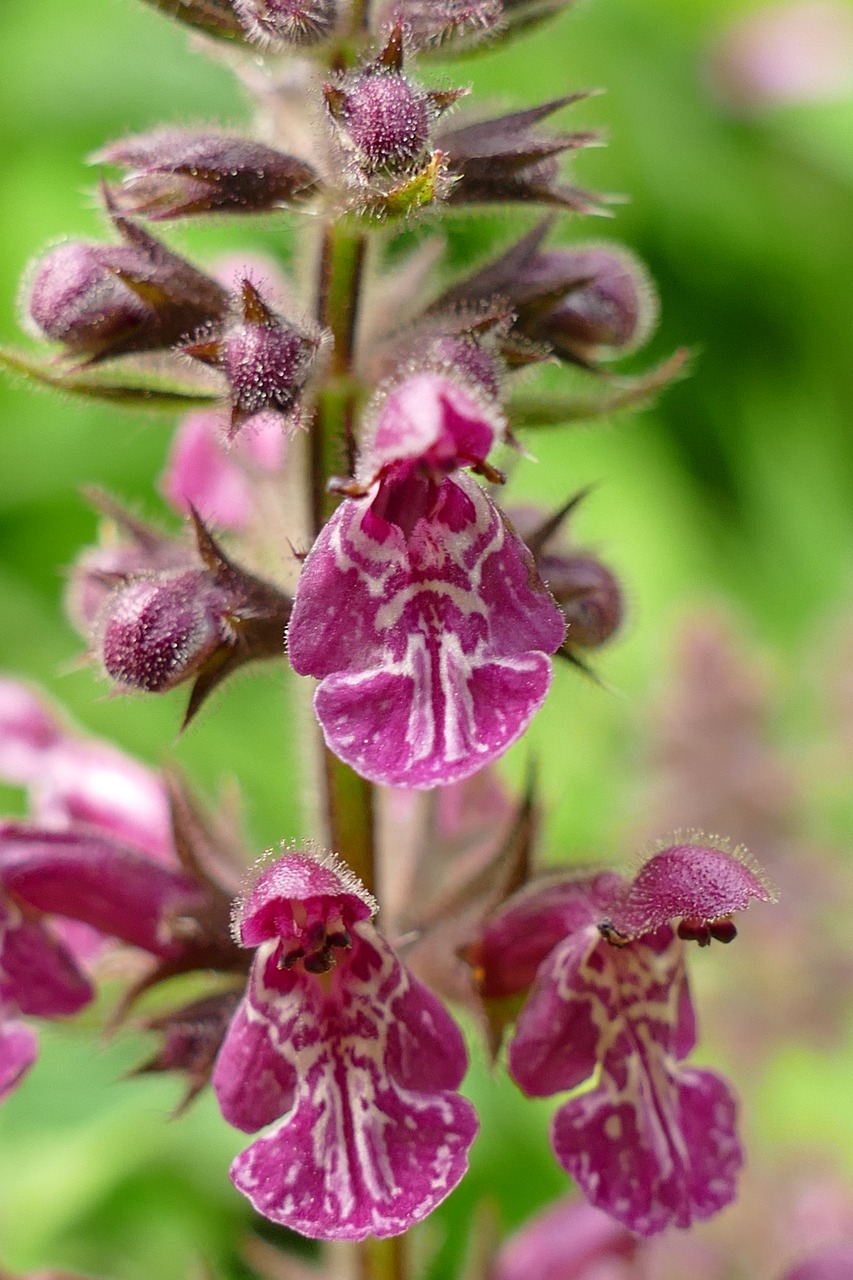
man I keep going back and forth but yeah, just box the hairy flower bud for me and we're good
[437,221,658,367]
[325,71,431,177]
[138,0,249,42]
[185,279,324,437]
[523,246,658,362]
[99,570,230,694]
[27,215,228,362]
[65,493,188,638]
[93,516,293,721]
[323,25,465,207]
[232,0,337,45]
[93,131,319,221]
[384,0,503,52]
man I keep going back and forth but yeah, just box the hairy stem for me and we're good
[309,220,377,895]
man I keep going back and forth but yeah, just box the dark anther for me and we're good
[598,920,630,947]
[677,919,712,946]
[303,948,335,975]
[327,929,352,950]
[709,919,737,944]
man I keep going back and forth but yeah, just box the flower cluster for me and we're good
[1,0,773,1268]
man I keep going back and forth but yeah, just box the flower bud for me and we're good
[93,515,293,721]
[511,495,623,662]
[138,0,248,42]
[27,216,228,362]
[323,26,465,187]
[99,570,230,694]
[439,96,603,211]
[438,221,658,367]
[232,0,337,45]
[65,495,188,638]
[185,279,324,437]
[93,131,319,221]
[544,554,623,651]
[383,0,503,52]
[522,246,658,362]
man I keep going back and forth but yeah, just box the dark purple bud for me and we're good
[232,0,337,45]
[511,495,623,658]
[326,72,430,176]
[437,221,657,367]
[93,131,319,221]
[439,96,604,211]
[138,0,249,42]
[27,215,228,363]
[186,279,324,437]
[545,554,623,651]
[99,569,230,694]
[93,515,292,721]
[525,246,658,362]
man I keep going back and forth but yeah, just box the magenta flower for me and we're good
[492,1196,641,1280]
[161,408,286,531]
[212,847,478,1240]
[0,680,202,1099]
[475,842,772,1236]
[287,369,566,788]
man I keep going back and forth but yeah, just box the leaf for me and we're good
[0,344,221,411]
[507,348,692,429]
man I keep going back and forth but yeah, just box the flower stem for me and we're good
[310,220,376,894]
[359,1237,407,1280]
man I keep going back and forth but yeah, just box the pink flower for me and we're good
[0,680,202,1099]
[475,842,772,1236]
[492,1196,642,1280]
[287,369,566,788]
[212,847,478,1240]
[161,408,286,531]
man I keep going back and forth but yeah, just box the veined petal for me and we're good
[0,1019,38,1102]
[288,472,565,788]
[510,924,740,1235]
[215,923,477,1240]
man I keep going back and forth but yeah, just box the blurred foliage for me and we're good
[3,0,853,1276]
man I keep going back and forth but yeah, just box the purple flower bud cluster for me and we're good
[2,0,773,1265]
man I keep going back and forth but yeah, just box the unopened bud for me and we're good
[138,0,248,42]
[186,279,324,436]
[93,516,292,720]
[437,223,657,367]
[232,0,337,45]
[384,0,503,52]
[99,570,230,694]
[545,553,623,650]
[27,217,228,362]
[511,496,623,661]
[93,131,319,221]
[440,96,602,212]
[66,494,188,638]
[324,26,464,186]
[525,246,657,362]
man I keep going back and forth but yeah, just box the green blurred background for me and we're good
[2,0,853,1275]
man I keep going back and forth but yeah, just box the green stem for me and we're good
[310,220,377,895]
[359,1236,406,1280]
